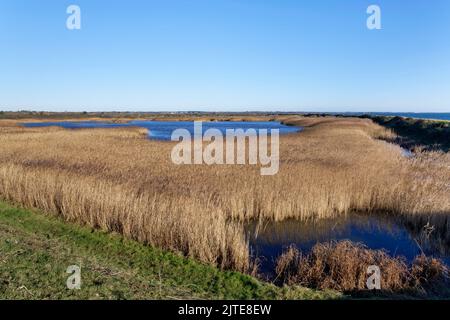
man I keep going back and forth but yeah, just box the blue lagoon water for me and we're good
[23,120,300,140]
[247,214,450,275]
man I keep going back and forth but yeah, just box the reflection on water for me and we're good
[246,214,450,275]
[23,120,300,141]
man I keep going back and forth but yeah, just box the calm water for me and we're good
[23,120,300,140]
[247,214,450,276]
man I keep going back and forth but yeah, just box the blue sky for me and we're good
[0,0,449,112]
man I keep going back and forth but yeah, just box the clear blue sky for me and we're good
[1,0,449,112]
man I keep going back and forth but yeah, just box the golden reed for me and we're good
[0,116,449,271]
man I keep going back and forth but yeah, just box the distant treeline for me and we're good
[0,110,299,120]
[0,111,174,119]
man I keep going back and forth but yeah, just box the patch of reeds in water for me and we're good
[275,241,449,296]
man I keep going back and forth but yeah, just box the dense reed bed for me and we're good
[275,241,449,295]
[0,116,449,272]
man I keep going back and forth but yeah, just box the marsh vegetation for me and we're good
[0,116,449,296]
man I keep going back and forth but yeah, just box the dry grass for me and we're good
[275,241,449,294]
[0,116,449,272]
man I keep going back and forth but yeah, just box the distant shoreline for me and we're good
[1,110,450,121]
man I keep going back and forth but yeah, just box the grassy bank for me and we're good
[0,200,338,300]
[365,115,450,152]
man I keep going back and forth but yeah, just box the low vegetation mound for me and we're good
[367,115,450,151]
[275,241,449,296]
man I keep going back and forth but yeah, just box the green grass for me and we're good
[0,200,340,300]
